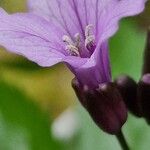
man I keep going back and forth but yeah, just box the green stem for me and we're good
[116,130,130,150]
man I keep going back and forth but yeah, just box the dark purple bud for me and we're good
[72,78,127,135]
[72,78,87,107]
[138,74,150,123]
[142,28,150,75]
[114,75,142,117]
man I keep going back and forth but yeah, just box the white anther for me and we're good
[85,35,95,46]
[62,35,74,45]
[85,24,95,50]
[65,45,80,56]
[85,35,95,50]
[74,33,80,48]
[85,24,93,37]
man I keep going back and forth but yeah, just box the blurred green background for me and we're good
[0,0,150,150]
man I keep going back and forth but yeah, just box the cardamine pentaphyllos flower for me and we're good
[0,0,146,134]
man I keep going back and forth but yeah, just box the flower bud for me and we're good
[72,78,127,135]
[138,74,150,123]
[114,75,142,117]
[142,28,150,75]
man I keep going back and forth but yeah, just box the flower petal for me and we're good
[98,0,147,42]
[63,56,88,69]
[28,0,146,43]
[0,8,65,67]
[27,0,112,38]
[28,0,85,38]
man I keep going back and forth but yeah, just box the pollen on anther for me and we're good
[85,24,93,38]
[85,24,95,51]
[62,24,96,56]
[62,35,73,45]
[74,33,80,47]
[66,45,80,56]
[62,35,80,56]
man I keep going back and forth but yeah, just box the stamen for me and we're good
[65,45,80,56]
[85,24,95,51]
[85,35,95,51]
[63,34,80,56]
[62,35,73,45]
[74,33,80,48]
[85,24,93,38]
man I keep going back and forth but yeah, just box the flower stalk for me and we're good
[142,28,150,75]
[116,130,130,150]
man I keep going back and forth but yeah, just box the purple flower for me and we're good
[0,0,146,89]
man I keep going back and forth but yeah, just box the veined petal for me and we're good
[27,0,112,38]
[98,0,147,42]
[28,0,146,44]
[0,8,65,67]
[28,0,84,38]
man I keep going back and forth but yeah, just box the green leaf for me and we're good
[0,81,64,150]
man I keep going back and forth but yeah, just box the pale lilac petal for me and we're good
[98,0,146,42]
[27,0,111,38]
[0,9,65,66]
[28,0,84,38]
[0,31,65,66]
[0,9,64,47]
[27,0,146,49]
[63,56,88,69]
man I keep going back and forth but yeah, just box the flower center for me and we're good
[62,24,95,57]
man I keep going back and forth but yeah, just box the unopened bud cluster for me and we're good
[115,29,150,124]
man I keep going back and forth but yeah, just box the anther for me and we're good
[85,24,95,51]
[85,35,95,50]
[63,35,80,56]
[85,24,93,37]
[62,35,73,45]
[74,33,80,48]
[65,45,80,56]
